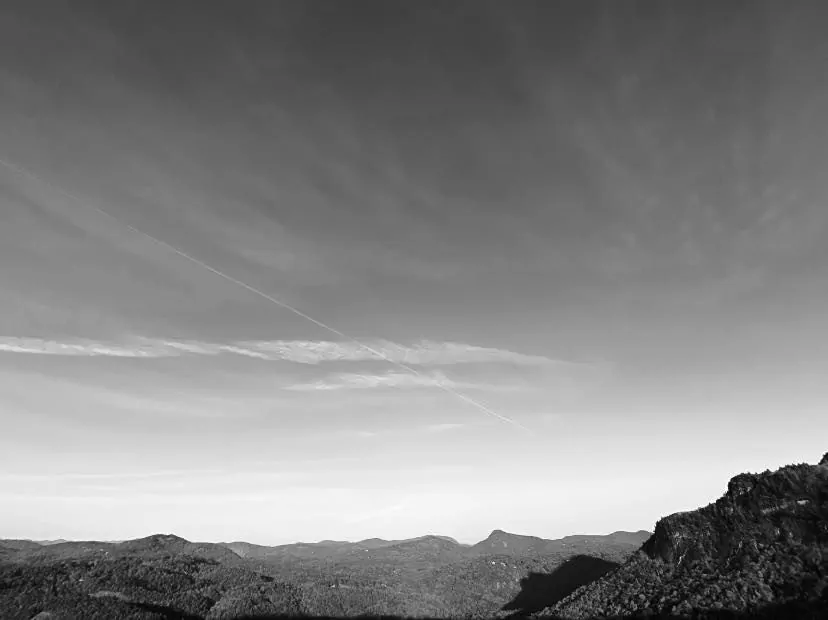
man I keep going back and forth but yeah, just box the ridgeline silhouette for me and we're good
[1,453,825,619]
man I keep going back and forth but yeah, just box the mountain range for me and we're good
[1,530,650,567]
[0,452,825,619]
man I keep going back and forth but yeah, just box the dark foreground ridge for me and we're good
[535,452,828,619]
[1,453,825,619]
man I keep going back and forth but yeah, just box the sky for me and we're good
[1,0,827,545]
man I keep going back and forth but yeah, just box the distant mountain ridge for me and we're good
[0,530,650,564]
[0,527,649,617]
[3,530,646,562]
[221,534,465,563]
[0,533,245,566]
[218,530,648,565]
[468,530,651,558]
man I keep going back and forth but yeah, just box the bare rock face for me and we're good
[727,472,760,497]
[642,461,828,568]
[641,512,708,566]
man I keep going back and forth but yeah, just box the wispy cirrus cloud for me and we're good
[284,370,516,392]
[0,469,226,482]
[424,422,466,433]
[336,424,468,441]
[0,338,163,358]
[0,336,572,367]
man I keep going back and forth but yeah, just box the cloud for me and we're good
[424,422,466,433]
[232,338,568,367]
[0,469,228,482]
[0,336,571,367]
[0,337,165,358]
[284,370,513,392]
[334,424,467,441]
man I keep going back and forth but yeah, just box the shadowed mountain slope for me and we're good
[503,555,620,616]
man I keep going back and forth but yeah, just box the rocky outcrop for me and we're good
[540,453,828,619]
[642,459,828,568]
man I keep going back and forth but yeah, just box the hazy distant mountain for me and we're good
[539,454,828,618]
[116,534,245,564]
[3,530,646,566]
[356,537,398,550]
[220,537,403,561]
[222,534,471,568]
[350,535,468,565]
[1,533,244,566]
[0,540,43,552]
[0,539,43,562]
[470,529,548,556]
[468,529,651,561]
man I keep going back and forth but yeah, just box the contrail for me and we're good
[0,155,531,432]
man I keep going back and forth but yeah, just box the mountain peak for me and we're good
[129,534,191,547]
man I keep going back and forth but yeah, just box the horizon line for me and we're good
[3,527,653,549]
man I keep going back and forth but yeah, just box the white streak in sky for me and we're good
[0,469,225,481]
[0,154,534,431]
[284,371,510,392]
[0,336,571,367]
[0,337,163,358]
